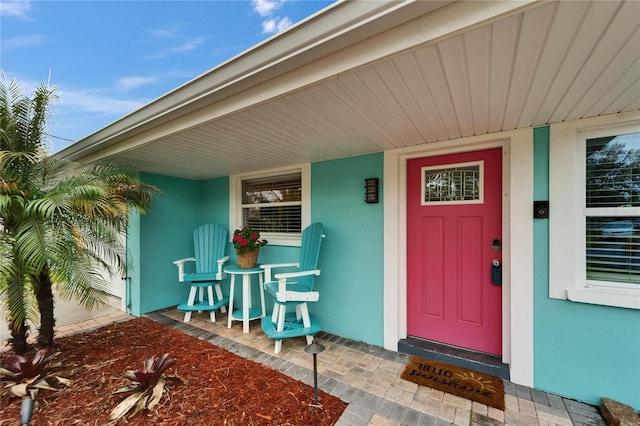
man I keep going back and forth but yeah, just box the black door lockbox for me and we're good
[491,259,502,286]
[534,201,549,219]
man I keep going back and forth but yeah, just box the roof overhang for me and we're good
[58,0,640,180]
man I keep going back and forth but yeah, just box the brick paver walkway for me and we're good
[16,308,608,425]
[147,309,607,425]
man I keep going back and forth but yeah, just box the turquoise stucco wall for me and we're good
[200,177,230,227]
[134,173,201,315]
[311,154,384,346]
[128,154,385,347]
[134,174,235,314]
[533,127,640,409]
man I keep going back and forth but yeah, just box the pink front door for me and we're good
[407,148,502,356]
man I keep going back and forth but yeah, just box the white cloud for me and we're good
[149,25,182,38]
[146,36,209,59]
[2,74,144,115]
[116,76,158,91]
[276,16,293,32]
[251,0,287,17]
[252,0,293,34]
[262,19,276,34]
[59,87,145,115]
[262,16,293,34]
[0,0,31,19]
[1,34,47,49]
[172,37,208,53]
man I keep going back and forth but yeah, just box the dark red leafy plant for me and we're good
[0,317,347,425]
[0,349,69,398]
[110,353,181,421]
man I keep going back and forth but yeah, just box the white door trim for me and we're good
[383,128,534,387]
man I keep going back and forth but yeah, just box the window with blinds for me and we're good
[241,172,302,233]
[585,132,640,285]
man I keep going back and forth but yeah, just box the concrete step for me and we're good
[398,337,510,380]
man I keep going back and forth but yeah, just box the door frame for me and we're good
[383,128,535,387]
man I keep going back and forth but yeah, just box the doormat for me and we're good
[401,356,505,410]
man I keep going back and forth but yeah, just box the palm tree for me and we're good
[0,77,158,354]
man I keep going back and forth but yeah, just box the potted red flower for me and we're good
[232,226,268,268]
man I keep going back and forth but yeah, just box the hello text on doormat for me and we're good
[400,356,505,410]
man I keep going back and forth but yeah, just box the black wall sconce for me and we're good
[365,178,379,203]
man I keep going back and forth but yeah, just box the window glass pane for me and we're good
[241,172,302,233]
[586,132,640,208]
[242,173,301,204]
[422,163,481,203]
[586,216,640,284]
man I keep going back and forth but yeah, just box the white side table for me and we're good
[224,265,266,333]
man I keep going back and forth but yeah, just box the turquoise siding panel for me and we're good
[533,127,549,201]
[533,127,640,409]
[200,178,229,227]
[311,153,384,346]
[137,173,201,314]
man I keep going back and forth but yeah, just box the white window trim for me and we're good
[229,163,310,247]
[549,112,640,310]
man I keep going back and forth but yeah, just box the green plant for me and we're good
[110,353,180,421]
[232,226,268,254]
[0,349,70,398]
[0,77,159,355]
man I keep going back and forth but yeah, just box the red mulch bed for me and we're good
[0,317,347,425]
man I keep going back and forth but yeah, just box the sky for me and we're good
[0,0,335,153]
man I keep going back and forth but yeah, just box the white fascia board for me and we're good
[58,0,539,164]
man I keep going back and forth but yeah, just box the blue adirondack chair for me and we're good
[173,224,230,322]
[260,222,324,354]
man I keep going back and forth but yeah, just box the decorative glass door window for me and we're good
[420,161,483,205]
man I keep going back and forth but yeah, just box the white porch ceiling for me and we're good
[64,0,640,181]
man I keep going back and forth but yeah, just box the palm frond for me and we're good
[88,162,160,214]
[70,221,127,276]
[1,79,160,350]
[0,194,25,219]
[2,261,38,332]
[0,233,16,281]
[52,266,109,309]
